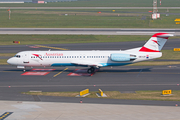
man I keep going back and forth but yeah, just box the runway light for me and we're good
[176,104,178,106]
[177,84,179,86]
[8,86,11,88]
[94,85,96,87]
[80,100,82,103]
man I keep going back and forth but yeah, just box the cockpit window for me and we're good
[14,55,21,58]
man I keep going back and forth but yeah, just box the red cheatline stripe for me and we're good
[139,46,160,52]
[32,54,43,60]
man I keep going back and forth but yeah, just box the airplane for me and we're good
[7,33,173,73]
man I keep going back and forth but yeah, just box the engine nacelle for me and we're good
[110,53,136,62]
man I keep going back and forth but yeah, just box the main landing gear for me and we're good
[87,67,95,73]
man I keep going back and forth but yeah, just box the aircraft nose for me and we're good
[7,58,16,65]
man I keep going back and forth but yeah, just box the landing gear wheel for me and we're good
[91,67,95,73]
[87,67,95,73]
[87,69,92,73]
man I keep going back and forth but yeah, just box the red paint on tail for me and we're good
[139,47,160,52]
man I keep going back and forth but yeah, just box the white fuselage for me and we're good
[7,50,162,68]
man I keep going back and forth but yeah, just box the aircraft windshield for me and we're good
[14,55,21,58]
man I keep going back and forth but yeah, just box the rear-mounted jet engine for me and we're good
[110,53,136,62]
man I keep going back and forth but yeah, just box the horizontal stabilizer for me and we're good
[152,33,174,38]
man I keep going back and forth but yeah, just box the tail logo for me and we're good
[152,40,160,46]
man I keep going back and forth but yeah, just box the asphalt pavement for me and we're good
[0,65,180,106]
[0,38,179,54]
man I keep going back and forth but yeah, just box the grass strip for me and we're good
[0,35,179,45]
[0,35,149,45]
[0,53,15,57]
[129,61,180,66]
[0,59,8,65]
[0,9,180,28]
[160,50,180,60]
[22,90,180,101]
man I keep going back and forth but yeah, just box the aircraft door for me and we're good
[23,52,29,63]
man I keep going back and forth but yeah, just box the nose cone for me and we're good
[7,58,12,65]
[7,58,16,65]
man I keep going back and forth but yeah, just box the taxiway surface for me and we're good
[0,38,179,53]
[1,65,180,106]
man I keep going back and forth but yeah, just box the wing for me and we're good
[71,60,103,67]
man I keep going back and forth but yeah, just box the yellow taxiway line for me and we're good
[53,68,68,77]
